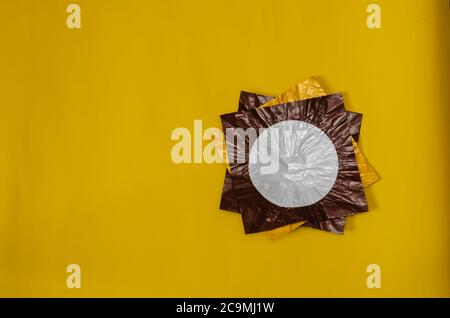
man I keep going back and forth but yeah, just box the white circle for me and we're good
[248,120,339,208]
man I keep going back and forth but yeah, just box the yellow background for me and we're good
[0,0,449,297]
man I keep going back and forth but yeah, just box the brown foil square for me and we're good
[220,93,368,234]
[220,91,364,234]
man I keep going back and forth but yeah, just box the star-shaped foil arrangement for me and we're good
[219,78,379,239]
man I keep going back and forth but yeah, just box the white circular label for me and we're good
[248,120,339,208]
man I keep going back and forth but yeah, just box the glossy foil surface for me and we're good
[248,120,339,208]
[221,93,368,234]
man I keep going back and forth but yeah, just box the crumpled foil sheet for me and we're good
[221,93,368,234]
[220,78,379,238]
